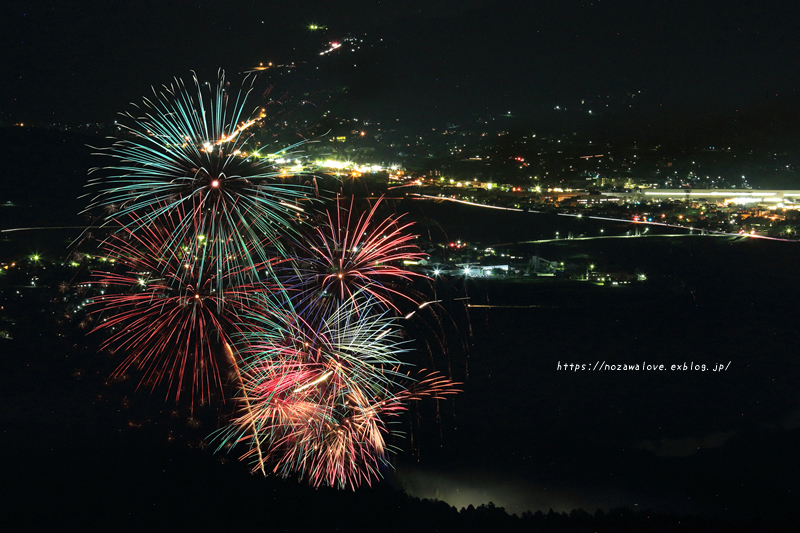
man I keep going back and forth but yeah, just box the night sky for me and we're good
[4,0,800,128]
[3,1,800,530]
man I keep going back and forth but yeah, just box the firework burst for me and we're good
[217,291,458,488]
[282,195,428,324]
[85,71,315,263]
[89,207,283,409]
[80,70,460,489]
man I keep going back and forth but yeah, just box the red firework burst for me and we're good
[89,208,282,409]
[219,293,459,489]
[285,195,428,321]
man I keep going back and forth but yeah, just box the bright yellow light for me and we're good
[279,201,305,213]
[295,371,333,393]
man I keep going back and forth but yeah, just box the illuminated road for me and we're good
[409,193,797,243]
[411,193,529,212]
[494,233,735,247]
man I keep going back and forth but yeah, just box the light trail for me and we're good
[557,212,723,234]
[409,194,531,212]
[406,194,796,243]
[224,342,266,476]
[467,304,548,308]
[279,201,305,212]
[211,111,265,147]
[294,371,334,393]
[1,226,105,233]
[556,212,797,242]
[498,234,732,247]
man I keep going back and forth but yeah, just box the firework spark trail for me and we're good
[216,291,458,489]
[82,71,460,489]
[89,208,283,409]
[283,195,429,324]
[84,71,316,268]
[224,342,266,475]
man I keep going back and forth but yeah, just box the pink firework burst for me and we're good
[286,195,428,322]
[218,292,459,489]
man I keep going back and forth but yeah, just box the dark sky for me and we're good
[4,0,800,127]
[3,2,800,523]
